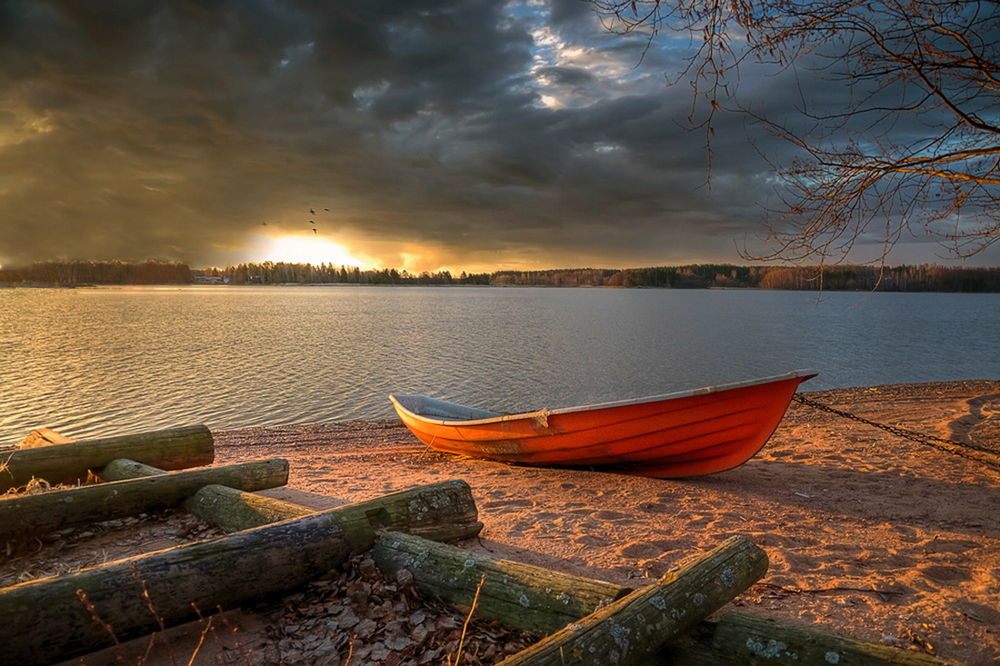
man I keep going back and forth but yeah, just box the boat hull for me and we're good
[390,371,816,478]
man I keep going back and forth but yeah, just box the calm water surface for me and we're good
[1,286,997,443]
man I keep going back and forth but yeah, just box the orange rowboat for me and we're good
[389,370,817,478]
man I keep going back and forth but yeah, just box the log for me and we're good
[0,480,483,663]
[0,459,289,539]
[105,457,484,546]
[184,483,312,529]
[19,427,74,448]
[100,459,314,530]
[497,535,768,666]
[101,458,165,480]
[0,510,354,664]
[184,479,484,548]
[0,425,213,490]
[373,530,631,636]
[367,530,949,665]
[706,611,953,665]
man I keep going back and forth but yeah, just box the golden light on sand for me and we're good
[263,234,374,267]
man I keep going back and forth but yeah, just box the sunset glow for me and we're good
[261,235,375,268]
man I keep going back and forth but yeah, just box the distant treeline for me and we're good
[2,260,998,292]
[198,262,492,285]
[493,264,1000,292]
[0,260,191,285]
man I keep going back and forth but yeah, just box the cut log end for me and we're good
[18,427,74,449]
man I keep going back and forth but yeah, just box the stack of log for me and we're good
[0,426,949,665]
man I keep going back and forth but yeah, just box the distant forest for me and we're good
[2,260,999,292]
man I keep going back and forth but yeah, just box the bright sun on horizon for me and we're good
[260,234,375,268]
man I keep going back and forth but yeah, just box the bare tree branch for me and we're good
[592,0,999,263]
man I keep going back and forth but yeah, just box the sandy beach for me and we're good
[5,380,998,664]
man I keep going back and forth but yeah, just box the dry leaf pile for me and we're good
[264,554,535,665]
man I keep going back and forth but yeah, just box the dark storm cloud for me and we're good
[1,0,973,269]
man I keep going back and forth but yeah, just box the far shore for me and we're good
[5,281,1000,294]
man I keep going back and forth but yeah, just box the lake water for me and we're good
[1,285,997,443]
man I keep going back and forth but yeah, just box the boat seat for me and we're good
[392,394,501,421]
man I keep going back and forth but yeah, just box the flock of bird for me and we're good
[260,207,331,233]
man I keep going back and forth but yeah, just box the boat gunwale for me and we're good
[389,369,818,428]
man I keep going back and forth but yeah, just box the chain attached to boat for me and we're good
[791,394,1000,471]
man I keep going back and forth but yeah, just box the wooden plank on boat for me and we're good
[18,427,74,449]
[372,530,631,636]
[496,535,768,666]
[0,459,289,539]
[0,480,483,663]
[0,425,214,490]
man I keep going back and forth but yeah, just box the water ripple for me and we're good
[1,286,998,444]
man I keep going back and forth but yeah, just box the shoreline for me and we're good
[212,380,1000,663]
[6,282,1000,293]
[3,380,997,663]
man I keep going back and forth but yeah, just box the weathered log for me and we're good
[184,483,312,529]
[185,479,484,548]
[373,530,631,636]
[497,535,768,666]
[0,480,483,663]
[101,458,165,480]
[0,425,213,490]
[368,529,948,665]
[706,611,953,665]
[19,427,74,448]
[104,456,484,546]
[0,459,289,539]
[0,510,353,664]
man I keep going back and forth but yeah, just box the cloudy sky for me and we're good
[1,0,994,271]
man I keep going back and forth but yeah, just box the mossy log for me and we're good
[497,535,768,666]
[0,510,353,664]
[373,530,631,636]
[0,425,213,490]
[0,458,289,539]
[705,611,953,665]
[0,480,483,663]
[101,458,166,480]
[102,457,484,546]
[19,427,74,448]
[184,483,312,529]
[184,479,484,547]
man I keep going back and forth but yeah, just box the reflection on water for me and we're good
[1,286,997,443]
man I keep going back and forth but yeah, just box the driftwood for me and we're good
[0,480,483,664]
[373,530,631,635]
[19,427,74,448]
[497,535,768,666]
[0,425,213,490]
[0,459,289,539]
